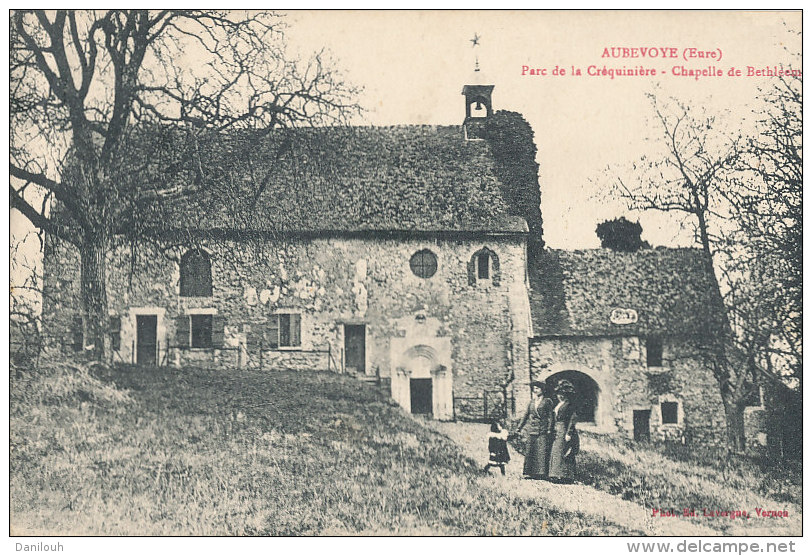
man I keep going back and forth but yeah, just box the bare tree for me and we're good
[10,230,45,370]
[611,94,758,450]
[730,73,802,385]
[612,82,801,451]
[10,10,359,360]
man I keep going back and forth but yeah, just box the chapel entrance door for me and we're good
[410,378,433,416]
[344,325,366,374]
[633,409,651,442]
[136,315,158,366]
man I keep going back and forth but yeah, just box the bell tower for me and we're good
[462,33,494,138]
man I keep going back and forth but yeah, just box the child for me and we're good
[483,422,510,475]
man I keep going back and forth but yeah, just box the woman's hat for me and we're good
[529,380,546,390]
[555,379,576,395]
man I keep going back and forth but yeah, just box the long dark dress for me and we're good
[548,401,578,482]
[517,397,553,478]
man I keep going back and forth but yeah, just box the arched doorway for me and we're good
[546,371,600,424]
[407,348,435,416]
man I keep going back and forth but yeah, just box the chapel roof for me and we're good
[160,125,525,235]
[529,248,727,338]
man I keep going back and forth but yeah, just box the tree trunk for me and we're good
[722,397,747,452]
[80,232,110,362]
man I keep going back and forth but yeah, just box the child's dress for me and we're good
[487,429,511,466]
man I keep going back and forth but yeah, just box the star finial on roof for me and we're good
[470,33,481,47]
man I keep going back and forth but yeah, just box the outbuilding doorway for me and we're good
[634,409,651,442]
[546,370,599,423]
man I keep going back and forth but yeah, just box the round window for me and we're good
[410,249,438,279]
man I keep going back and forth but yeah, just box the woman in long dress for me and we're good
[515,381,553,479]
[548,379,579,483]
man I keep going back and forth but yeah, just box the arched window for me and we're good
[410,249,438,279]
[180,249,212,297]
[477,252,490,279]
[468,247,500,286]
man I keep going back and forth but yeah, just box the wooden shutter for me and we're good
[247,325,262,348]
[266,315,279,349]
[290,313,301,346]
[491,252,501,287]
[279,314,291,346]
[467,256,476,286]
[71,315,83,352]
[109,316,121,351]
[175,316,190,348]
[211,315,226,348]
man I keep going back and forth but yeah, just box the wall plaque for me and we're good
[610,308,638,325]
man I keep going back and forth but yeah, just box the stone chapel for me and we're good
[43,73,752,446]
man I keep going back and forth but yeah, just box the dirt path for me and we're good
[426,420,727,536]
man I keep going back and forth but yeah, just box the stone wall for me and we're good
[42,233,531,420]
[529,336,726,445]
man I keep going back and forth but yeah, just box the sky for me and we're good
[284,10,801,248]
[7,10,802,273]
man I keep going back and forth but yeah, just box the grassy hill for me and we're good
[12,362,799,536]
[11,362,634,535]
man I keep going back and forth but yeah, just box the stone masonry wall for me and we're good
[530,336,726,445]
[42,234,531,420]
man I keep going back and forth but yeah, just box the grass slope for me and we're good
[11,362,634,536]
[574,434,802,535]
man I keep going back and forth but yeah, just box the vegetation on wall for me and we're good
[596,217,651,252]
[485,110,545,258]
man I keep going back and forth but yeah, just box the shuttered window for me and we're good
[175,316,190,348]
[190,315,213,348]
[267,313,301,348]
[176,314,224,349]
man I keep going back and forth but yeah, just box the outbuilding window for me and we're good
[410,249,438,279]
[660,401,679,424]
[646,336,663,367]
[745,386,764,407]
[180,249,212,297]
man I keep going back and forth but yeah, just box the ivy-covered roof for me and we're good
[166,125,525,235]
[529,248,726,337]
